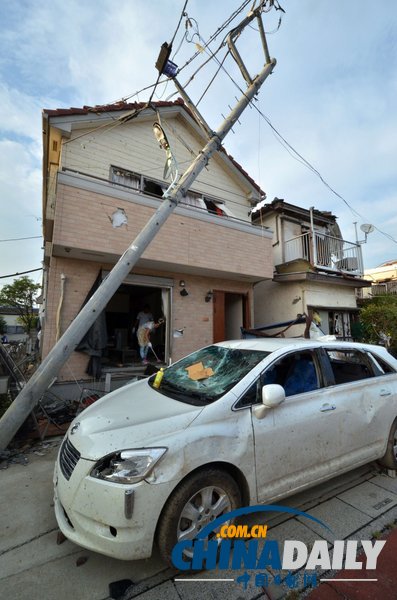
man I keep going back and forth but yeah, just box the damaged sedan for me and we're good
[54,338,397,564]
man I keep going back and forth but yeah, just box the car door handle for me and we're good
[320,403,336,412]
[380,389,391,397]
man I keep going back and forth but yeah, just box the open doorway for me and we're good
[213,290,250,343]
[103,282,170,368]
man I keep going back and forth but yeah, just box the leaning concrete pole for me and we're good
[0,35,276,452]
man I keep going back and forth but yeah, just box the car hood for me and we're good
[66,378,203,460]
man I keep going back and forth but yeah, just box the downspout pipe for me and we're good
[55,274,66,342]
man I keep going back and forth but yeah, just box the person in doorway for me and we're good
[137,318,164,364]
[132,304,153,336]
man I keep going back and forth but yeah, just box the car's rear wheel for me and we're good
[379,419,397,469]
[156,468,241,567]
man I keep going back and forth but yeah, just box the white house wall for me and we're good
[61,114,253,222]
[254,279,358,337]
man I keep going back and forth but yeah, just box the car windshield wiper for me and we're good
[152,379,209,405]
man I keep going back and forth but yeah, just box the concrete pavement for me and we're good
[1,439,397,599]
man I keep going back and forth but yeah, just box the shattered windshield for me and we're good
[149,345,269,405]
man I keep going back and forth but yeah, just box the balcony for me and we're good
[360,281,397,299]
[281,231,363,277]
[49,170,274,282]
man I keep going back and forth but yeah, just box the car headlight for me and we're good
[90,448,167,484]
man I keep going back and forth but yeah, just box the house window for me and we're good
[109,167,236,217]
[143,178,166,198]
[203,197,235,218]
[110,166,141,190]
[181,191,207,210]
[6,325,25,334]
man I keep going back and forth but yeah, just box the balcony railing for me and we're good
[360,281,397,298]
[284,231,364,276]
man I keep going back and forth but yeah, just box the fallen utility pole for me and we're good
[0,4,276,450]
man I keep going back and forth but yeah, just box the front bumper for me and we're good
[53,445,175,561]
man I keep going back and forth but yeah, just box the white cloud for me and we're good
[0,0,396,277]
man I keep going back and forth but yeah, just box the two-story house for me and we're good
[363,260,397,298]
[252,198,370,339]
[41,99,273,382]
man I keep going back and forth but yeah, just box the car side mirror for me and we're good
[253,384,286,420]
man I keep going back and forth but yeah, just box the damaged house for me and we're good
[252,198,371,339]
[41,99,273,383]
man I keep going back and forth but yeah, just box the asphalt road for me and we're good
[1,438,397,600]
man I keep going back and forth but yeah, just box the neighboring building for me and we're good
[362,260,397,298]
[252,198,371,339]
[41,99,274,382]
[0,307,29,342]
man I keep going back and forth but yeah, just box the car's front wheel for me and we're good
[156,468,241,567]
[379,419,397,469]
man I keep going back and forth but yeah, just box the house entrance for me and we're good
[213,290,250,343]
[103,278,171,368]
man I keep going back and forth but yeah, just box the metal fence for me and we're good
[284,231,363,276]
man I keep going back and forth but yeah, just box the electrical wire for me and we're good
[175,0,253,76]
[83,0,252,109]
[197,34,397,245]
[0,236,41,242]
[146,0,189,107]
[197,51,229,106]
[0,268,42,280]
[62,2,190,145]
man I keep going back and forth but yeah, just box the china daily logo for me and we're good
[172,505,386,591]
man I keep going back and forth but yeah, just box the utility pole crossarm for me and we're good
[0,6,277,450]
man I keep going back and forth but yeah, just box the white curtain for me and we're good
[213,201,235,217]
[182,192,207,210]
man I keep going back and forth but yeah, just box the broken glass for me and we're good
[150,345,269,405]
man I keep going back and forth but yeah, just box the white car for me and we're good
[54,338,397,564]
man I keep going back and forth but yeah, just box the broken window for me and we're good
[109,167,236,218]
[149,345,269,405]
[110,166,140,189]
[143,178,166,198]
[325,349,374,384]
[366,352,396,376]
[181,190,207,210]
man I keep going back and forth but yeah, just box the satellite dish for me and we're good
[360,223,375,234]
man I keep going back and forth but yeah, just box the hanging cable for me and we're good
[206,51,397,244]
[0,268,42,280]
[0,235,41,242]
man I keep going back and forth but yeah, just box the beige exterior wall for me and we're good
[61,113,253,222]
[42,256,253,381]
[42,108,273,381]
[364,262,397,283]
[254,279,358,337]
[52,181,273,281]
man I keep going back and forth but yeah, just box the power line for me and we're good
[0,235,41,243]
[0,268,42,280]
[62,2,190,147]
[75,0,252,110]
[201,39,397,245]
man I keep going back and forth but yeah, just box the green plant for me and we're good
[359,295,397,347]
[0,315,7,335]
[0,277,40,333]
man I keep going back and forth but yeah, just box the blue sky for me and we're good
[1,0,396,290]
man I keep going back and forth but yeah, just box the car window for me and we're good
[366,352,396,376]
[150,345,270,405]
[325,349,374,384]
[236,378,261,409]
[262,351,320,397]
